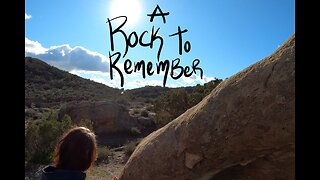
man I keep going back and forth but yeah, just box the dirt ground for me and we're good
[87,150,127,180]
[25,149,127,180]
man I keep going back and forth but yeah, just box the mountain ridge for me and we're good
[25,56,121,108]
[25,56,220,108]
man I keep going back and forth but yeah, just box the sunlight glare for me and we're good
[109,0,142,27]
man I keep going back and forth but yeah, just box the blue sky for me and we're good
[25,0,295,89]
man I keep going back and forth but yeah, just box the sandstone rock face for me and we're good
[119,34,295,180]
[59,101,141,135]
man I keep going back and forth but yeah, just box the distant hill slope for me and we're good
[126,86,170,99]
[25,57,221,110]
[126,86,198,100]
[25,57,121,108]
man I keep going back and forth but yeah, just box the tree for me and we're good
[153,79,223,128]
[154,89,189,128]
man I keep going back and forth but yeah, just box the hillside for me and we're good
[25,57,121,108]
[126,86,170,99]
[25,57,222,108]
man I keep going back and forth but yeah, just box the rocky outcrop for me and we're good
[119,34,295,180]
[59,101,155,135]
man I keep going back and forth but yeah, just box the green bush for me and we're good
[153,89,188,128]
[146,105,153,111]
[140,110,149,117]
[97,146,113,163]
[130,127,141,135]
[144,98,151,103]
[78,118,94,131]
[25,121,40,163]
[153,79,223,128]
[133,109,140,114]
[154,111,174,128]
[124,140,140,157]
[188,92,203,107]
[116,95,130,106]
[25,113,72,165]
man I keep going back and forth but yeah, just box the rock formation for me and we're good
[59,101,155,136]
[119,34,295,180]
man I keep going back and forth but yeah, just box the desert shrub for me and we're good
[144,98,152,103]
[130,127,141,135]
[188,92,203,107]
[153,79,223,128]
[133,109,140,114]
[140,110,149,117]
[25,113,72,165]
[124,140,140,157]
[97,146,113,163]
[78,118,94,131]
[153,89,188,128]
[146,105,153,111]
[25,121,40,163]
[116,95,130,106]
[153,111,174,128]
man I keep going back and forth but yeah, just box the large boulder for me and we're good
[59,101,141,135]
[119,34,295,180]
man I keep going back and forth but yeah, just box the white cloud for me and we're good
[25,13,32,20]
[25,37,109,72]
[69,69,165,89]
[69,62,217,89]
[25,38,47,55]
[179,74,216,86]
[25,38,218,89]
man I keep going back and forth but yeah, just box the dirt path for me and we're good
[87,149,127,180]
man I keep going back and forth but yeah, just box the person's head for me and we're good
[52,126,97,172]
